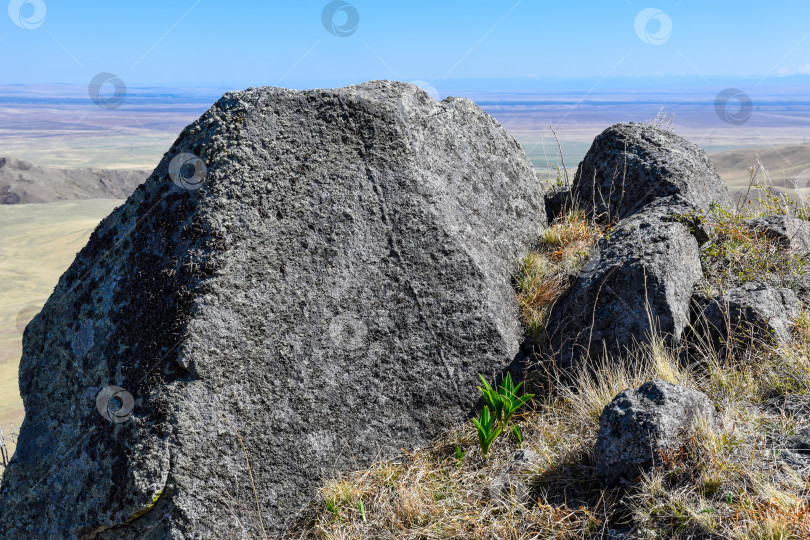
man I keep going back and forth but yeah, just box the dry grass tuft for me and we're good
[698,205,807,291]
[286,331,810,539]
[515,209,603,341]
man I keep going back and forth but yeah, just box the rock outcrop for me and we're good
[595,380,717,486]
[747,215,810,256]
[0,81,545,537]
[546,202,703,368]
[572,123,732,223]
[694,282,802,346]
[542,185,571,223]
[543,123,735,368]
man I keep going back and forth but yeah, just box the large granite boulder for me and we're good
[595,380,717,486]
[0,81,546,538]
[545,201,703,368]
[572,123,732,223]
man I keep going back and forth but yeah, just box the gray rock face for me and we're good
[0,81,546,537]
[747,215,810,256]
[693,282,802,345]
[545,201,703,368]
[572,123,732,223]
[595,380,717,486]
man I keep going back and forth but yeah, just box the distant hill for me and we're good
[0,157,148,204]
[710,142,810,197]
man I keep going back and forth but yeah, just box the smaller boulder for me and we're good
[545,200,703,369]
[595,380,717,486]
[787,427,810,455]
[573,123,732,224]
[780,427,810,472]
[693,282,802,345]
[747,215,810,256]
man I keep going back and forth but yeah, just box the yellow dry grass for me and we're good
[515,209,603,341]
[286,331,810,539]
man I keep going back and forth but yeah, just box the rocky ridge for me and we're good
[0,156,147,204]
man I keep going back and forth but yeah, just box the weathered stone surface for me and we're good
[0,81,546,538]
[693,282,802,345]
[595,380,717,486]
[747,215,810,256]
[787,427,810,455]
[545,200,703,368]
[572,123,732,223]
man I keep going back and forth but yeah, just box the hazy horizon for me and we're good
[3,0,808,170]
[1,81,807,173]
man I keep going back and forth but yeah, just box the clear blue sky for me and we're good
[2,0,809,89]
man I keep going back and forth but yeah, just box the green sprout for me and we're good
[512,425,523,447]
[472,405,501,460]
[454,445,466,468]
[478,373,535,431]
